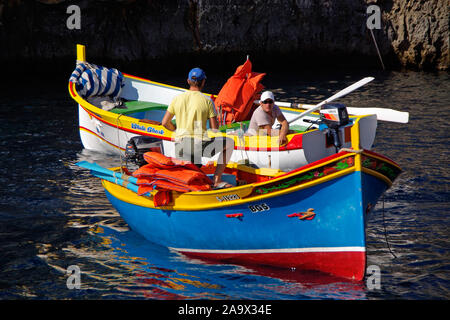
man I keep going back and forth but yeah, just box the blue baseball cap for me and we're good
[188,67,206,81]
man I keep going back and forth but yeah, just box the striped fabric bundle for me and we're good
[69,60,124,98]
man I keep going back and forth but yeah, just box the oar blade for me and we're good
[76,161,139,184]
[325,77,374,103]
[75,161,111,176]
[346,107,409,123]
[287,77,375,124]
[75,160,94,169]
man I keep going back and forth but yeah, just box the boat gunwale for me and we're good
[72,81,313,150]
[102,167,356,211]
[69,79,361,152]
[102,151,401,211]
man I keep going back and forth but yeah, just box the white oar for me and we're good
[285,77,374,124]
[345,107,408,123]
[272,102,409,123]
[254,77,409,123]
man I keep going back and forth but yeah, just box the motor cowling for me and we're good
[319,103,349,152]
[319,103,349,129]
[125,136,162,167]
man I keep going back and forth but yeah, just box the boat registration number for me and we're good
[248,203,270,213]
[216,194,240,202]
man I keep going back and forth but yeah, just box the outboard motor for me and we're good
[125,136,162,167]
[319,103,349,152]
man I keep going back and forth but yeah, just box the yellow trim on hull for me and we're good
[70,44,373,153]
[102,168,356,211]
[70,79,361,150]
[362,168,393,186]
[71,81,301,148]
[102,152,359,211]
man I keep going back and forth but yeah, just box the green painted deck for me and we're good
[111,100,308,133]
[110,100,168,115]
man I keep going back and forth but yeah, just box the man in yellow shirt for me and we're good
[162,68,234,189]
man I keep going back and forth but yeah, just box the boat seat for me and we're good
[218,121,250,133]
[289,124,311,133]
[219,121,309,134]
[110,100,168,115]
[207,173,237,186]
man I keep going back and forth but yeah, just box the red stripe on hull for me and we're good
[78,104,304,152]
[79,126,125,151]
[178,250,366,281]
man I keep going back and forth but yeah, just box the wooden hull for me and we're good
[71,73,378,171]
[100,151,401,280]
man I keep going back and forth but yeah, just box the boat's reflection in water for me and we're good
[63,150,366,299]
[85,225,367,299]
[173,252,367,299]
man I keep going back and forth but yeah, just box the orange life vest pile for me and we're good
[132,152,213,207]
[214,59,265,125]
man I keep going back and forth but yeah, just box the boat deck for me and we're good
[110,100,168,115]
[112,100,311,133]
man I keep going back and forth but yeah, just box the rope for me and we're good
[238,122,250,162]
[339,147,363,154]
[369,28,386,70]
[116,113,125,174]
[382,195,397,259]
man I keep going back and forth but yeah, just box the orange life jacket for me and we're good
[132,164,158,178]
[143,152,203,172]
[214,59,265,125]
[133,152,213,206]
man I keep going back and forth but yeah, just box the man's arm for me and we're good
[161,111,176,131]
[258,124,273,136]
[277,113,289,145]
[209,116,219,131]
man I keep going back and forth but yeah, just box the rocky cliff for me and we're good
[0,0,448,73]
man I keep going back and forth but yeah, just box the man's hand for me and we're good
[279,133,287,146]
[277,115,289,146]
[161,111,176,131]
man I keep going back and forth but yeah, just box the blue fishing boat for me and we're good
[72,43,406,280]
[78,145,401,280]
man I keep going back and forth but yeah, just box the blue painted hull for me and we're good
[104,169,389,280]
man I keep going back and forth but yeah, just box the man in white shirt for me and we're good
[248,91,289,145]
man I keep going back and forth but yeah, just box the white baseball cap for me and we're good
[260,91,274,102]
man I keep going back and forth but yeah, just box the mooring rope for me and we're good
[369,28,386,70]
[339,147,363,154]
[382,195,397,259]
[116,113,125,174]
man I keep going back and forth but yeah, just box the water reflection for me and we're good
[1,70,448,299]
[172,252,367,299]
[59,150,370,299]
[61,70,449,299]
[64,225,367,299]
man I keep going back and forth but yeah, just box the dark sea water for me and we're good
[0,69,449,301]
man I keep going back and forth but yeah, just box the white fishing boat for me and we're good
[69,44,408,171]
